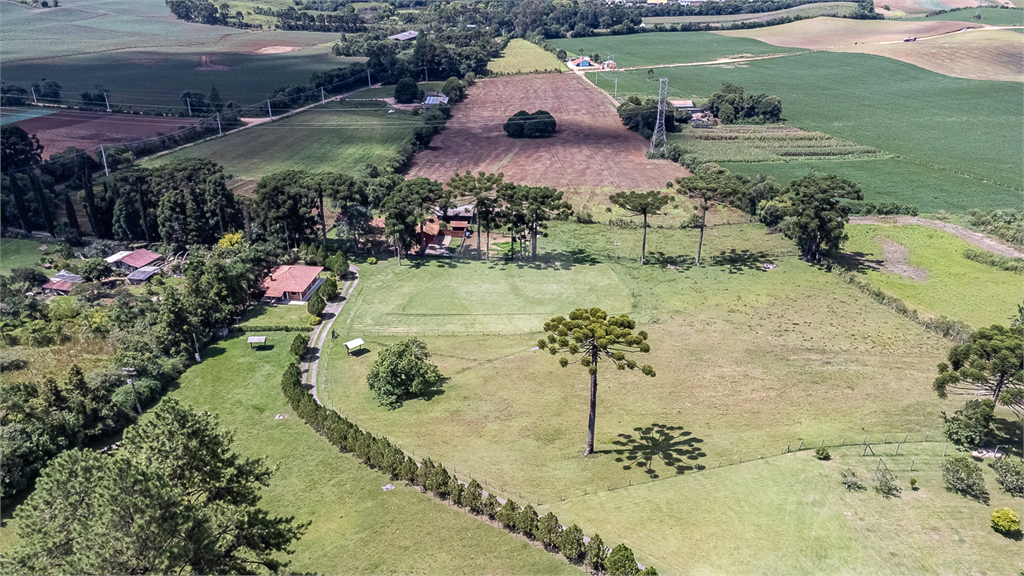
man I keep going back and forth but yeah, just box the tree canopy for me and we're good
[673,164,748,266]
[539,308,653,455]
[6,399,307,575]
[1,125,43,173]
[503,110,556,138]
[934,324,1023,416]
[779,173,862,262]
[366,338,444,409]
[609,190,672,264]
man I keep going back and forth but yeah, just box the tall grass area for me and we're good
[487,39,564,75]
[148,330,583,574]
[321,222,968,505]
[0,239,46,275]
[561,37,1021,213]
[669,124,885,163]
[843,224,1022,328]
[148,101,420,178]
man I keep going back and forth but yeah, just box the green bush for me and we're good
[290,334,307,357]
[841,469,864,491]
[306,293,325,317]
[909,477,918,490]
[319,276,338,301]
[941,455,988,502]
[366,257,378,265]
[991,507,1021,535]
[394,77,420,104]
[990,458,1024,498]
[873,468,901,498]
[942,399,995,449]
[814,446,831,460]
[606,543,640,576]
[557,524,585,562]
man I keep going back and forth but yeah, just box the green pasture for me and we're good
[549,32,800,68]
[643,2,859,25]
[52,325,580,574]
[0,239,46,275]
[321,222,967,506]
[147,100,419,179]
[0,0,354,109]
[487,39,565,75]
[914,7,1024,25]
[545,446,1022,576]
[843,224,1021,328]
[576,47,1022,212]
[349,81,444,99]
[238,302,315,328]
[669,124,884,164]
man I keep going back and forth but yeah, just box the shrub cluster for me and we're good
[990,457,1024,498]
[503,110,556,138]
[991,508,1021,536]
[228,325,314,333]
[843,200,919,217]
[279,362,656,574]
[962,248,1024,274]
[941,455,988,503]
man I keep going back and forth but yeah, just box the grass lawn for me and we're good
[912,7,1024,25]
[351,81,444,99]
[643,2,858,24]
[321,222,963,504]
[544,446,1023,575]
[238,302,315,328]
[843,224,1022,328]
[0,238,47,275]
[151,317,583,574]
[487,39,565,75]
[146,100,419,179]
[549,32,802,68]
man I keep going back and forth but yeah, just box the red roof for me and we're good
[119,249,163,269]
[261,266,323,298]
[42,280,75,292]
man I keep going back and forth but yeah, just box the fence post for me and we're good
[910,458,915,472]
[883,434,888,444]
[863,435,867,445]
[820,439,825,449]
[894,443,900,456]
[798,441,805,451]
[842,436,846,446]
[903,433,908,443]
[925,432,929,442]
[942,444,947,457]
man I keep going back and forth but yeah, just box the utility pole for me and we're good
[100,145,109,176]
[187,98,192,116]
[122,367,141,415]
[103,92,110,112]
[192,332,202,363]
[648,78,668,156]
[321,87,325,103]
[267,99,273,120]
[367,69,372,87]
[31,87,38,105]
[614,78,618,100]
[216,113,222,135]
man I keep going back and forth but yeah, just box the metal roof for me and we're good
[387,30,419,41]
[126,266,161,281]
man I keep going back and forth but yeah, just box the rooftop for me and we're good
[387,30,419,41]
[261,265,324,298]
[126,266,161,281]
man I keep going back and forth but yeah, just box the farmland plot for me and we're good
[11,110,201,158]
[405,74,687,204]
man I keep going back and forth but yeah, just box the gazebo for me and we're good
[248,336,267,350]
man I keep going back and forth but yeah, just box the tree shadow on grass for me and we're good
[834,251,884,274]
[707,249,771,274]
[604,423,707,479]
[647,251,694,272]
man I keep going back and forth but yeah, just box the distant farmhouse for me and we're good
[261,265,324,303]
[41,270,84,296]
[566,57,616,71]
[105,248,163,272]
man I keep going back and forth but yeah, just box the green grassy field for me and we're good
[147,100,420,178]
[843,224,1022,328]
[0,321,584,574]
[238,302,316,328]
[565,37,1021,213]
[643,2,858,25]
[545,445,1022,575]
[914,7,1024,25]
[349,81,444,99]
[0,0,357,109]
[550,32,800,68]
[487,39,565,75]
[669,124,885,164]
[0,239,46,275]
[322,222,967,502]
[318,220,1022,572]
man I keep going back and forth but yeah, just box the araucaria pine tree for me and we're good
[539,308,654,455]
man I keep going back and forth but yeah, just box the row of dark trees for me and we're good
[334,27,503,84]
[280,358,657,575]
[706,83,783,124]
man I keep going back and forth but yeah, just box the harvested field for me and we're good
[719,17,1023,81]
[12,109,201,158]
[876,0,983,16]
[643,2,858,25]
[406,74,687,205]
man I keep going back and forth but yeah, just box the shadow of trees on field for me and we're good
[606,423,707,479]
[834,251,884,274]
[707,249,770,274]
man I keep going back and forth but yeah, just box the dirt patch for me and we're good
[254,45,303,55]
[406,74,687,204]
[14,111,202,159]
[850,215,1024,259]
[877,237,928,281]
[196,55,233,71]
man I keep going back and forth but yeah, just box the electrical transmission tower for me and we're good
[649,78,669,156]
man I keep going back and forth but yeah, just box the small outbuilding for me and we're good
[344,337,365,355]
[248,336,267,350]
[106,249,164,272]
[387,30,419,41]
[126,266,161,285]
[41,269,84,296]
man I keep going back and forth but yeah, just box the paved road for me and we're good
[301,264,359,404]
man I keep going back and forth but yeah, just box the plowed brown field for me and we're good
[406,74,687,205]
[14,110,202,158]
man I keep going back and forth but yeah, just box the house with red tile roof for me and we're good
[260,265,324,303]
[106,248,164,272]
